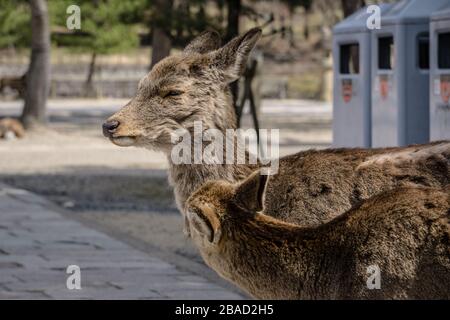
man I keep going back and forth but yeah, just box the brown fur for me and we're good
[103,28,450,229]
[0,118,25,139]
[265,142,450,226]
[186,171,450,299]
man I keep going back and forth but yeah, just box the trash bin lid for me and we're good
[382,0,450,26]
[334,3,393,34]
[431,6,450,21]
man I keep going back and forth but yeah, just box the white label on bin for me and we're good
[441,75,450,104]
[434,78,441,95]
[342,79,353,103]
[379,75,389,100]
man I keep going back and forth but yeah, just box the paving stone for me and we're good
[44,287,163,300]
[0,185,244,300]
[0,256,51,271]
[164,289,244,300]
[0,290,50,299]
[0,274,21,285]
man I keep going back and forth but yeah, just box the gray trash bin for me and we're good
[371,0,450,147]
[332,4,393,148]
[430,6,450,140]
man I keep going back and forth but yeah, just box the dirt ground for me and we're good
[0,98,331,284]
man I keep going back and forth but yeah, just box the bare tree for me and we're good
[225,0,242,110]
[341,0,366,17]
[225,0,241,42]
[150,0,173,69]
[21,0,51,128]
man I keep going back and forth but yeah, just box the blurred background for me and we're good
[0,0,395,295]
[0,0,396,102]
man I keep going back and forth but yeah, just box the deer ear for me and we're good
[210,28,262,83]
[234,170,269,213]
[184,30,222,54]
[187,205,222,244]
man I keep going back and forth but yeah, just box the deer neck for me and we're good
[167,129,256,213]
[216,214,332,299]
[167,88,255,212]
[168,162,239,212]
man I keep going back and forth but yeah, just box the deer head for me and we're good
[186,170,269,247]
[103,28,262,153]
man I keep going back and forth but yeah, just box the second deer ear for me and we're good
[234,170,269,213]
[210,28,262,83]
[184,30,222,54]
[187,204,222,244]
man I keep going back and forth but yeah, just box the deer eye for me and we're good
[163,90,183,98]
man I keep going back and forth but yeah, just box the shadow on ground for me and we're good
[0,167,176,212]
[0,167,211,281]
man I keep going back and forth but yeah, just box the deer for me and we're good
[0,118,25,139]
[102,28,450,231]
[186,170,450,299]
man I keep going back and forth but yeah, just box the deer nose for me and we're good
[102,120,120,136]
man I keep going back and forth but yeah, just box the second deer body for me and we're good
[186,172,450,299]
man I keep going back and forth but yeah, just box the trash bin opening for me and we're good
[378,36,395,70]
[417,33,430,70]
[438,32,450,69]
[340,43,360,74]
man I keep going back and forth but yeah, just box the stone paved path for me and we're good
[0,185,243,300]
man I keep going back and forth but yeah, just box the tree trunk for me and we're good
[175,1,190,40]
[150,0,173,69]
[84,52,97,97]
[225,0,240,42]
[21,0,51,128]
[303,9,309,41]
[225,0,241,117]
[341,0,366,18]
